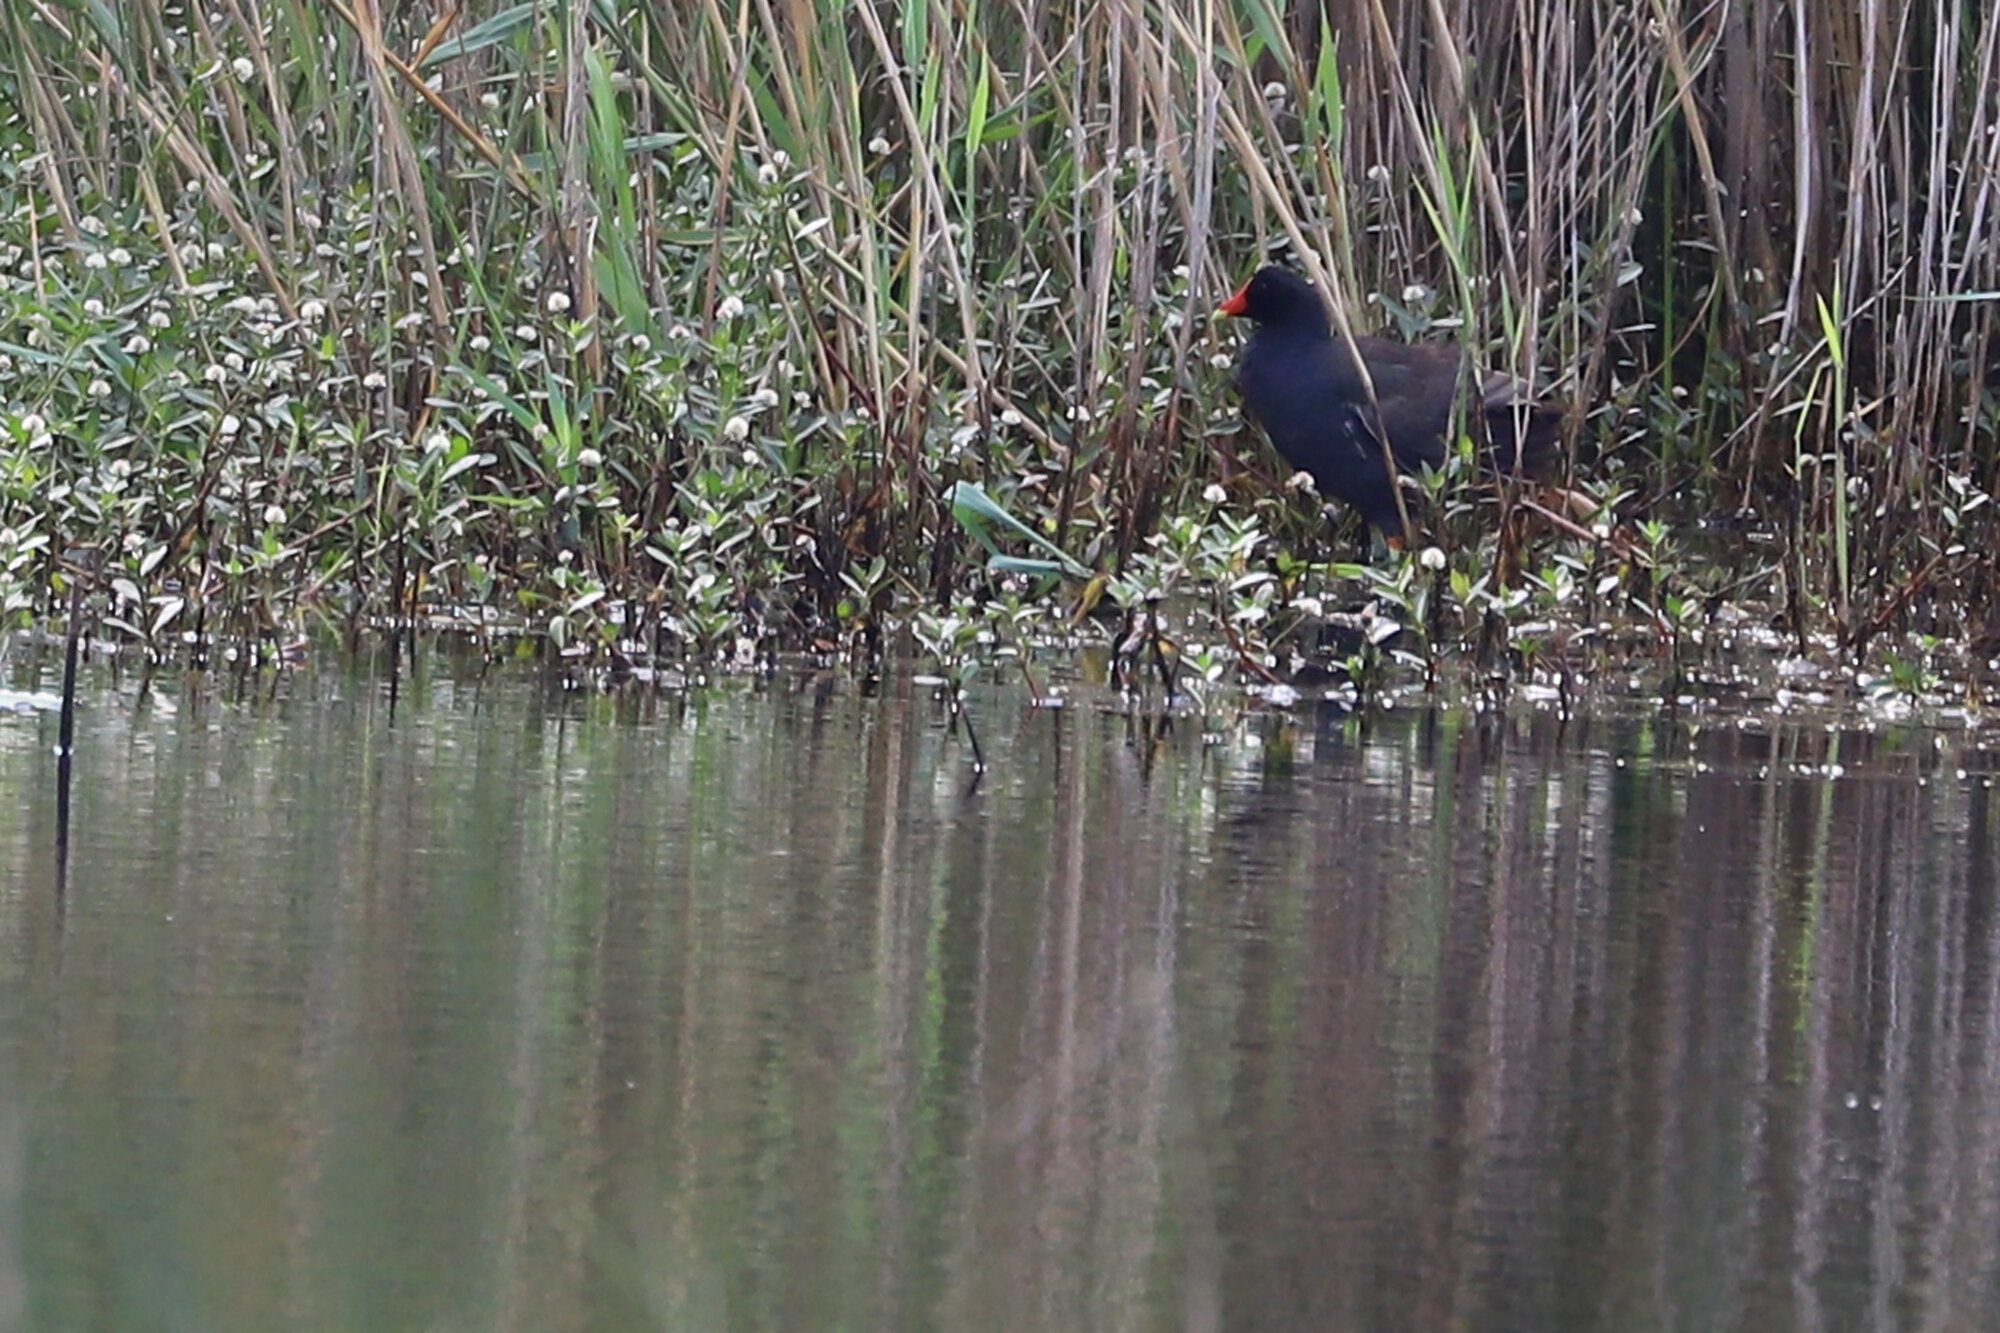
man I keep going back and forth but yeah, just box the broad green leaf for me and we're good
[947,481,1089,578]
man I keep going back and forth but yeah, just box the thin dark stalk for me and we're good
[55,568,85,904]
[953,692,986,774]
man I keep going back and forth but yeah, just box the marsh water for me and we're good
[2,658,1999,1332]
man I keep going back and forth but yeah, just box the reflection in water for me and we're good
[0,666,1998,1331]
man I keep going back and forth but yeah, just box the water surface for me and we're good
[2,660,1998,1331]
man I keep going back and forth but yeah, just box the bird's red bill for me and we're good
[1217,284,1251,318]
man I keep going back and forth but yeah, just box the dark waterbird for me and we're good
[1218,265,1564,545]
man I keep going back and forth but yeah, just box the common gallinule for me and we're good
[1218,265,1562,543]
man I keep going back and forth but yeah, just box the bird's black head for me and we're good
[1217,266,1328,330]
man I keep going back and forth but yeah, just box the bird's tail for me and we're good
[1478,373,1564,477]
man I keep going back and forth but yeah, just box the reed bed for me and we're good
[2,0,1997,692]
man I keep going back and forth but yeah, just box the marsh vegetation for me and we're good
[4,0,1998,710]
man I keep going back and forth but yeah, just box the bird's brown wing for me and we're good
[1336,338,1462,472]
